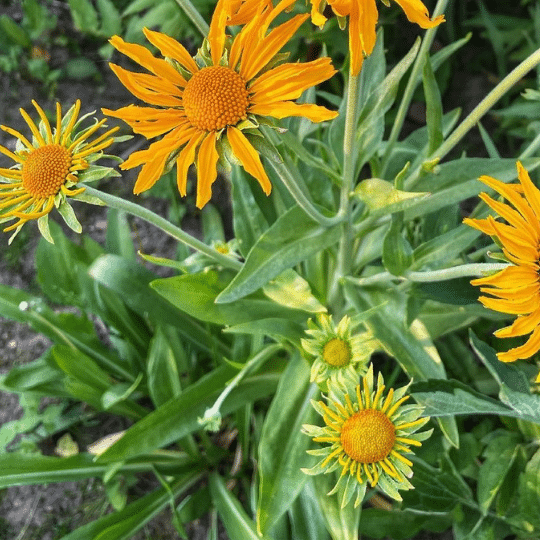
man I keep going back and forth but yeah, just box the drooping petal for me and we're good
[108,64,184,107]
[392,0,445,28]
[517,161,540,219]
[497,326,540,362]
[471,265,538,289]
[142,27,199,74]
[176,133,204,196]
[227,126,271,195]
[249,101,338,122]
[240,14,309,81]
[208,0,228,66]
[495,306,540,338]
[249,58,337,103]
[196,132,219,209]
[109,35,186,86]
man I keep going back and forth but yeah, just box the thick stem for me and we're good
[328,71,361,309]
[343,262,510,286]
[82,185,242,271]
[406,46,540,188]
[267,157,344,227]
[172,0,209,36]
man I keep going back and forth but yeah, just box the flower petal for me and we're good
[227,126,271,195]
[249,101,338,122]
[196,132,219,209]
[142,27,199,74]
[176,132,204,196]
[392,0,445,28]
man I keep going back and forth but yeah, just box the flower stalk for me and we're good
[406,45,540,188]
[343,262,510,287]
[172,0,210,36]
[82,185,243,271]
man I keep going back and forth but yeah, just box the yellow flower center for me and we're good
[183,66,249,131]
[22,144,71,198]
[322,338,351,367]
[340,409,396,463]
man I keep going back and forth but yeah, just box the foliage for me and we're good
[1,1,540,539]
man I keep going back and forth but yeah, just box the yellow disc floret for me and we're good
[322,338,351,367]
[183,66,249,131]
[22,144,71,198]
[341,409,396,463]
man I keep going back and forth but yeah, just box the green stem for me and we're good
[261,126,343,227]
[518,129,540,160]
[406,45,540,188]
[380,0,449,177]
[329,71,360,307]
[267,157,344,227]
[172,0,209,36]
[198,344,282,431]
[344,262,509,286]
[82,185,242,271]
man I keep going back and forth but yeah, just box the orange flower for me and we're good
[103,0,337,208]
[310,0,444,75]
[464,162,540,380]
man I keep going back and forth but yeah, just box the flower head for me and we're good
[103,0,337,209]
[301,313,376,387]
[302,365,432,507]
[0,100,119,243]
[464,162,540,380]
[310,0,444,75]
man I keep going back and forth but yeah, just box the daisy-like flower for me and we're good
[310,0,445,75]
[0,100,119,243]
[464,162,540,380]
[103,0,338,209]
[301,313,376,387]
[302,365,432,507]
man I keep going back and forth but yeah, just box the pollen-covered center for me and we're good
[341,409,396,463]
[323,338,351,367]
[183,66,249,131]
[22,144,71,198]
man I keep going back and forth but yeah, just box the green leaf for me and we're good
[96,0,121,36]
[0,15,31,47]
[106,209,136,261]
[59,472,201,540]
[477,433,520,514]
[257,354,318,535]
[147,326,184,407]
[224,318,305,344]
[210,473,272,540]
[151,269,306,326]
[356,36,420,168]
[382,216,413,276]
[358,508,452,539]
[231,166,269,257]
[411,379,537,422]
[469,331,530,393]
[422,56,443,155]
[89,255,226,355]
[517,448,540,531]
[67,0,99,32]
[312,475,361,540]
[64,57,99,79]
[289,481,330,540]
[403,457,473,512]
[217,206,340,303]
[263,269,326,313]
[412,277,479,305]
[96,366,280,463]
